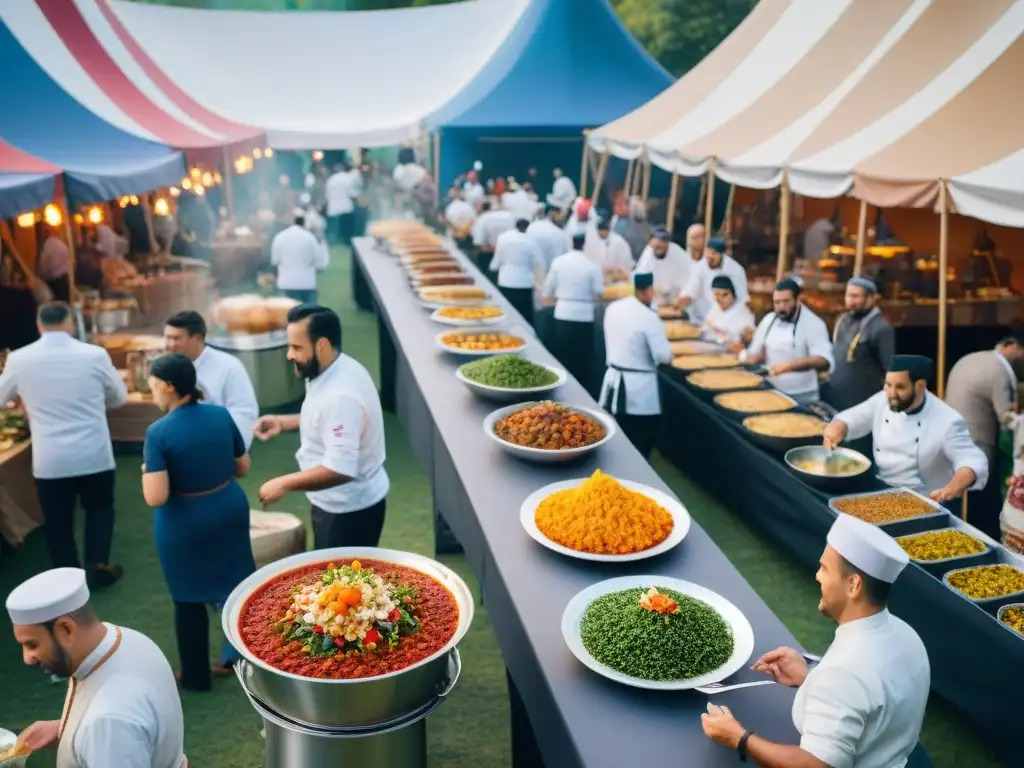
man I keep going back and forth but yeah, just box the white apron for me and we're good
[599,364,658,416]
[762,310,818,399]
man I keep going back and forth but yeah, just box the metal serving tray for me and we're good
[996,603,1024,641]
[895,526,997,579]
[942,555,1024,614]
[828,487,952,538]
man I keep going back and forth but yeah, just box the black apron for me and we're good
[601,363,655,415]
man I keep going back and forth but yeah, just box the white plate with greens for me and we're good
[456,359,567,401]
[561,575,755,690]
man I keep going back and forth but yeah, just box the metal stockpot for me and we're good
[235,651,460,768]
[222,547,475,728]
[207,331,305,410]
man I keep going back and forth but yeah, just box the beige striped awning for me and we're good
[589,0,1024,228]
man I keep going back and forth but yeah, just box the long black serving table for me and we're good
[353,237,808,768]
[656,375,1020,766]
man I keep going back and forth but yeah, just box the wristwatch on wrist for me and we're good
[737,728,754,762]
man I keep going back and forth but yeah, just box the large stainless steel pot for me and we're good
[207,331,305,409]
[222,547,474,728]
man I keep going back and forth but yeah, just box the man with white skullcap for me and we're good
[702,515,930,767]
[824,276,895,411]
[7,568,185,767]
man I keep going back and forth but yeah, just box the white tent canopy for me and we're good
[107,0,530,149]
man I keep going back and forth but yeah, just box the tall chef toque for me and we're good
[6,568,90,626]
[889,354,932,383]
[634,272,654,291]
[827,514,909,584]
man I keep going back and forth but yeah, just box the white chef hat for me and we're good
[827,514,909,584]
[6,568,90,626]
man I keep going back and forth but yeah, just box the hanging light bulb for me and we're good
[129,196,139,206]
[119,196,130,208]
[87,206,104,225]
[181,178,193,191]
[74,213,85,225]
[43,203,63,226]
[312,150,324,162]
[213,172,223,185]
[154,198,169,216]
[190,167,202,181]
[194,185,205,196]
[16,212,35,228]
[201,171,214,187]
[264,148,274,158]
[253,148,263,160]
[169,186,181,198]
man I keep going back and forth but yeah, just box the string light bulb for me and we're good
[181,179,193,191]
[119,196,130,208]
[201,171,214,187]
[87,206,104,225]
[74,213,84,225]
[190,167,202,181]
[43,203,63,226]
[253,148,263,160]
[16,212,35,228]
[169,186,181,197]
[194,185,205,196]
[154,198,169,216]
[312,150,324,162]
[129,196,139,206]
[213,172,222,184]
[264,148,274,158]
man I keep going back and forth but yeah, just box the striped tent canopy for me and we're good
[0,139,60,220]
[589,0,1024,228]
[0,0,265,164]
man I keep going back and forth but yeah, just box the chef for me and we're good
[674,236,748,323]
[741,278,833,405]
[542,232,604,392]
[701,514,930,768]
[444,188,477,247]
[163,310,259,450]
[462,169,485,207]
[471,200,515,272]
[489,219,545,325]
[501,180,538,222]
[599,272,672,460]
[634,227,695,307]
[271,209,330,305]
[824,277,895,411]
[584,218,634,282]
[823,355,988,504]
[8,568,185,767]
[526,205,571,274]
[683,222,706,261]
[564,198,600,239]
[702,275,756,349]
[546,167,577,212]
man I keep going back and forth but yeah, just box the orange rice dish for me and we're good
[534,470,674,555]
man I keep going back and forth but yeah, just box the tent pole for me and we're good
[937,180,949,400]
[432,132,441,204]
[624,159,635,203]
[641,160,651,204]
[592,151,609,205]
[703,159,717,235]
[722,184,736,238]
[853,198,868,276]
[61,196,77,300]
[666,174,680,235]
[223,147,235,220]
[775,174,791,282]
[579,131,590,200]
[0,221,39,292]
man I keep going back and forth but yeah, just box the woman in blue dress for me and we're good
[142,353,256,692]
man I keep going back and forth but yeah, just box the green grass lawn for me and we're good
[0,247,1004,766]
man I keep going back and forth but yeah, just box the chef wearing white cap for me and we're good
[7,568,185,768]
[702,514,930,767]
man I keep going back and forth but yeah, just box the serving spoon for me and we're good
[695,653,822,695]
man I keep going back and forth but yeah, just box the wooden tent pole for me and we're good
[624,159,635,204]
[853,198,868,276]
[432,132,441,203]
[775,174,791,282]
[665,174,680,234]
[641,159,652,204]
[222,147,236,220]
[579,131,590,200]
[937,180,950,400]
[62,197,78,299]
[703,159,717,236]
[592,150,609,205]
[721,184,736,237]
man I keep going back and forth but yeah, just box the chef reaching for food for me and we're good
[739,278,834,406]
[822,354,988,505]
[6,568,186,768]
[702,513,931,768]
[599,272,673,460]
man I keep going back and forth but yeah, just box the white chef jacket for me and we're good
[793,611,929,768]
[747,307,834,399]
[837,391,989,493]
[0,332,127,479]
[463,181,485,206]
[599,296,673,415]
[526,219,570,274]
[38,235,70,280]
[547,176,577,210]
[325,171,355,216]
[56,624,185,768]
[298,353,389,513]
[304,208,327,242]
[194,345,259,451]
[271,224,329,291]
[543,249,603,322]
[584,230,634,273]
[635,242,695,304]
[489,230,544,289]
[444,199,476,231]
[563,213,599,240]
[702,301,756,344]
[471,210,515,249]
[679,254,749,323]
[393,163,427,193]
[501,189,538,222]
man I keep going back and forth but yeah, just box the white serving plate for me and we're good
[484,401,614,460]
[561,575,755,690]
[435,329,529,358]
[456,364,567,402]
[521,477,690,561]
[419,294,492,310]
[430,307,507,327]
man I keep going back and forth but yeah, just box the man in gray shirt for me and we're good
[824,277,895,412]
